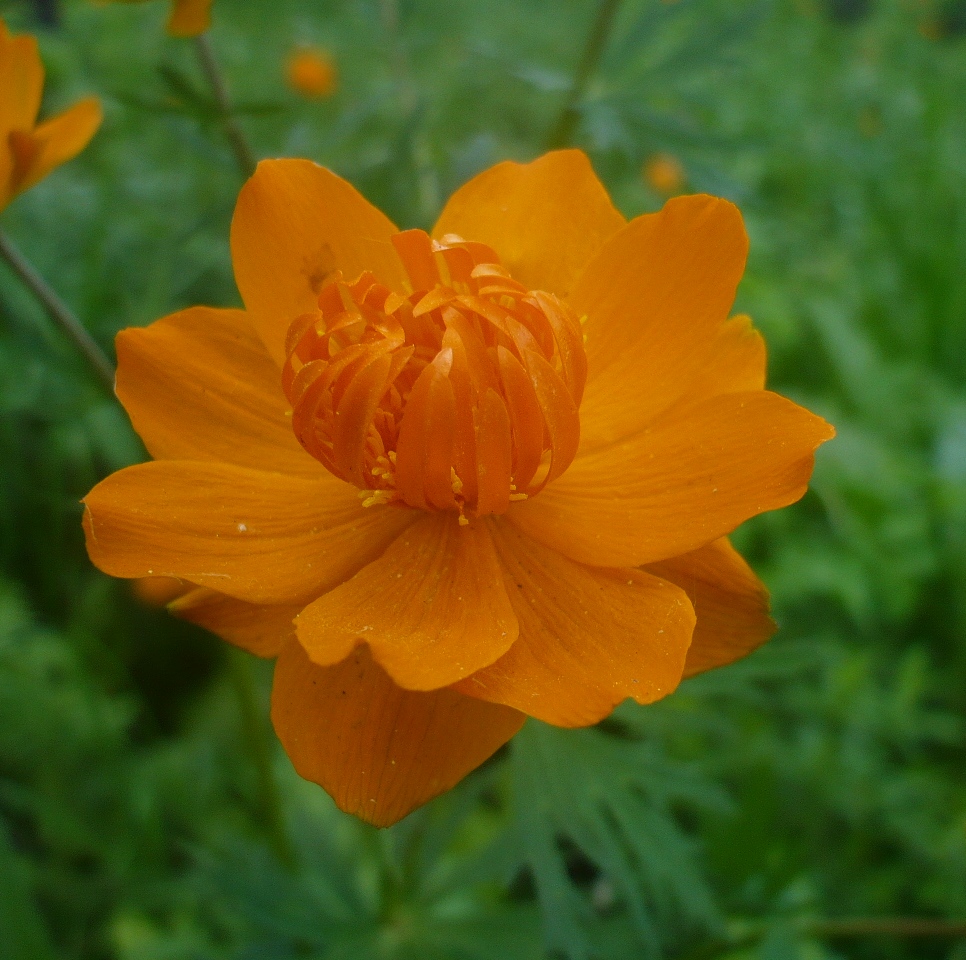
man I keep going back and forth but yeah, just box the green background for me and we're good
[1,0,965,957]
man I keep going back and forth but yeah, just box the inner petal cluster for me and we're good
[283,229,588,520]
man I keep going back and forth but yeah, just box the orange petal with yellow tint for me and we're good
[432,150,625,298]
[645,538,776,679]
[171,587,301,658]
[166,0,213,36]
[509,391,835,568]
[231,159,408,364]
[115,307,320,478]
[453,521,694,727]
[580,313,766,452]
[13,97,102,196]
[83,460,415,604]
[296,514,517,690]
[272,641,525,827]
[572,195,749,444]
[0,27,43,131]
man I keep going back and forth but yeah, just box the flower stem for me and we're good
[545,0,623,150]
[193,33,257,178]
[226,648,296,869]
[682,916,966,959]
[0,227,115,392]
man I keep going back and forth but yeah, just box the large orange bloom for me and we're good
[0,19,102,212]
[83,151,833,827]
[103,0,213,37]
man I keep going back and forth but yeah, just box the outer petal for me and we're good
[0,27,43,132]
[231,159,407,364]
[170,587,300,658]
[296,513,517,690]
[432,150,625,298]
[509,391,835,568]
[271,641,525,827]
[83,460,415,603]
[13,97,102,196]
[572,195,749,446]
[453,521,694,727]
[167,0,213,36]
[645,538,776,679]
[115,307,321,477]
[581,313,766,452]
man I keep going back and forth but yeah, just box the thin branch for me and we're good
[546,0,623,150]
[681,916,966,959]
[0,227,114,392]
[194,33,257,178]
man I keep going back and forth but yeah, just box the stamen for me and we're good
[283,229,587,518]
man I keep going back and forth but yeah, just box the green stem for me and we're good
[545,0,623,150]
[682,916,966,959]
[226,648,296,868]
[193,33,257,178]
[0,227,115,392]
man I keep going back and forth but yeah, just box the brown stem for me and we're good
[193,33,257,178]
[0,227,114,392]
[546,0,623,150]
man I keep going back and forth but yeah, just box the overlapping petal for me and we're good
[115,307,320,477]
[509,391,834,568]
[573,195,751,449]
[432,149,625,298]
[645,538,776,679]
[231,159,408,363]
[171,587,301,659]
[83,461,415,603]
[453,521,694,726]
[271,641,525,827]
[0,24,42,133]
[296,513,517,690]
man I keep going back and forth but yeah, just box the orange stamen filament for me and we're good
[282,229,587,518]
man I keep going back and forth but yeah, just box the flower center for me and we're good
[283,229,587,521]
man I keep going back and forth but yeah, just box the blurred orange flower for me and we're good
[0,19,102,212]
[643,152,686,195]
[82,151,833,826]
[104,0,213,37]
[285,46,337,99]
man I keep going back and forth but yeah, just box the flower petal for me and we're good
[432,150,625,298]
[13,97,102,196]
[231,159,407,364]
[271,641,525,827]
[295,513,517,690]
[170,587,301,659]
[580,313,766,451]
[645,538,776,679]
[83,461,415,603]
[115,306,321,477]
[509,391,835,568]
[0,26,43,132]
[166,0,213,36]
[453,521,694,727]
[572,195,749,445]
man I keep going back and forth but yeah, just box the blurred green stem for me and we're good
[194,34,257,178]
[546,0,623,149]
[379,0,440,224]
[682,916,966,959]
[226,648,296,869]
[0,227,114,392]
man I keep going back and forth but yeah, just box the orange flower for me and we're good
[103,0,213,37]
[82,151,833,826]
[643,152,686,195]
[0,19,102,212]
[285,46,338,100]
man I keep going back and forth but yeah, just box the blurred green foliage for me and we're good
[1,0,965,957]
